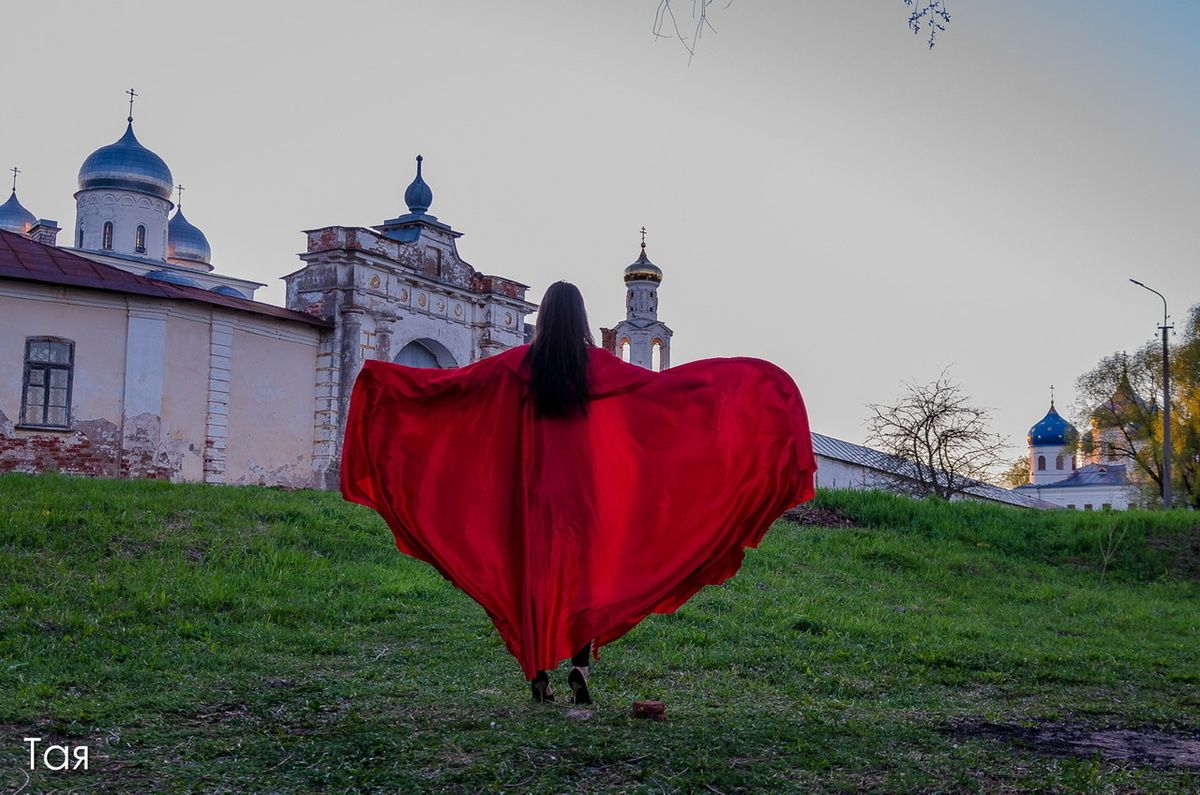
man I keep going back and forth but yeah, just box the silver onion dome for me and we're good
[166,208,212,267]
[77,122,174,201]
[145,269,201,288]
[0,190,36,234]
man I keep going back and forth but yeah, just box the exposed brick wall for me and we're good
[0,412,121,478]
[0,410,178,481]
[600,327,617,355]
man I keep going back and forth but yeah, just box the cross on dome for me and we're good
[127,88,138,123]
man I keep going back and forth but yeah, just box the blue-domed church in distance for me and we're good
[1015,395,1134,510]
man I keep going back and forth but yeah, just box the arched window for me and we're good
[135,225,146,254]
[77,224,84,248]
[1055,455,1064,470]
[1071,457,1076,470]
[619,339,631,363]
[102,221,114,250]
[1037,455,1046,471]
[651,339,663,371]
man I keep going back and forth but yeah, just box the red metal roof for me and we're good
[0,229,332,328]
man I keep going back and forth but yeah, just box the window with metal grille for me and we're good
[102,221,114,250]
[135,224,146,254]
[20,338,74,429]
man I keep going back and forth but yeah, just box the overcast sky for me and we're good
[4,1,1198,460]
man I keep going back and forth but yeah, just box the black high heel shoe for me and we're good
[531,671,554,702]
[567,667,591,705]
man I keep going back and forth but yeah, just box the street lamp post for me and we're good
[1129,279,1173,509]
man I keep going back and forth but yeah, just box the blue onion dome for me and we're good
[0,190,36,234]
[623,248,663,283]
[78,122,174,201]
[1027,402,1078,446]
[404,155,433,214]
[167,208,212,267]
[210,285,245,298]
[145,269,201,288]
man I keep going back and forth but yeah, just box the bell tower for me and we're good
[602,228,672,371]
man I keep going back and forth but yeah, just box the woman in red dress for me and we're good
[341,281,816,704]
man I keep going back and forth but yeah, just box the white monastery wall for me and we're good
[162,313,211,482]
[223,322,321,488]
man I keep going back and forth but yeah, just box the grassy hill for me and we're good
[1,473,1197,793]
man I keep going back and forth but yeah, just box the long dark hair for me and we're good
[527,281,594,418]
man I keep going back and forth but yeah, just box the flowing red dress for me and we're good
[340,344,816,679]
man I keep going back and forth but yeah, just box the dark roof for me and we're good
[811,432,1048,509]
[1015,463,1130,490]
[0,229,331,328]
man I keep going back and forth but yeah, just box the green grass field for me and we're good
[1,473,1197,793]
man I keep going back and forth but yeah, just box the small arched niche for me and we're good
[394,338,458,369]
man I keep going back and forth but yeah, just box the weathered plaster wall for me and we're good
[284,223,536,491]
[162,314,210,481]
[2,281,326,487]
[223,323,320,487]
[0,288,127,476]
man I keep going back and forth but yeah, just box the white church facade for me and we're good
[1014,400,1136,510]
[0,104,534,489]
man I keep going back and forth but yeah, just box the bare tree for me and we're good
[866,370,1007,499]
[905,0,952,49]
[653,0,720,59]
[653,1,953,57]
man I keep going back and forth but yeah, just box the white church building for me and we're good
[0,103,534,489]
[1014,400,1137,510]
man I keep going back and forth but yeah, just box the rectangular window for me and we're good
[1083,504,1093,511]
[1067,504,1076,510]
[20,338,74,429]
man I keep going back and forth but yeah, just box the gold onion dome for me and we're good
[623,247,663,283]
